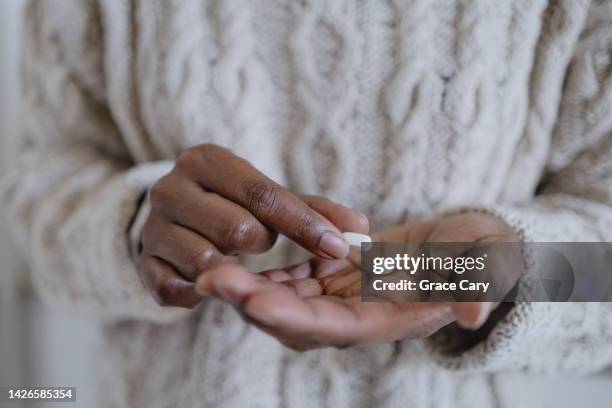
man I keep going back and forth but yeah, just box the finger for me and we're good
[452,302,497,330]
[261,261,313,282]
[225,264,453,346]
[283,278,323,298]
[142,214,237,281]
[196,264,322,303]
[141,256,203,308]
[260,268,292,283]
[310,258,353,279]
[319,267,361,297]
[195,264,262,301]
[152,178,277,254]
[196,264,289,302]
[181,145,350,259]
[301,196,369,234]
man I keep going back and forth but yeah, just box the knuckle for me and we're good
[242,181,279,218]
[151,275,178,307]
[177,144,228,174]
[149,177,174,210]
[223,219,257,252]
[185,246,216,276]
[198,143,223,157]
[176,146,203,169]
[295,213,317,241]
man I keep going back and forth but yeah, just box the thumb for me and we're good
[452,302,497,330]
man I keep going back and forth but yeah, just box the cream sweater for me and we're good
[3,0,612,406]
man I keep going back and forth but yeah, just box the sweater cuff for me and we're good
[92,160,184,323]
[427,302,561,372]
[128,188,152,261]
[425,204,545,371]
[126,161,173,262]
[119,161,186,318]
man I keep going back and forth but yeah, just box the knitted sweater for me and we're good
[3,0,612,406]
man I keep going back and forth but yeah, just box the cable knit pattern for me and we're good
[288,0,362,199]
[2,0,612,407]
[379,0,434,220]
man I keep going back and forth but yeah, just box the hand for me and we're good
[195,212,519,351]
[195,260,456,351]
[382,212,520,329]
[139,144,368,308]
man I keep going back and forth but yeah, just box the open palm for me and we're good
[196,212,519,351]
[196,255,455,350]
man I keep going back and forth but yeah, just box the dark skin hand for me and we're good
[139,144,368,308]
[195,213,520,351]
[140,144,520,349]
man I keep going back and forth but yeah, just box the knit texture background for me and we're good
[2,0,612,406]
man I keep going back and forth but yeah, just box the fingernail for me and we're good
[318,231,350,259]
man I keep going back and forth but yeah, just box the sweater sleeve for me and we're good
[427,1,612,374]
[0,0,188,323]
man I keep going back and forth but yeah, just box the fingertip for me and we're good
[195,273,212,296]
[354,212,370,234]
[261,268,292,282]
[216,268,261,302]
[196,264,254,300]
[452,302,493,330]
[317,231,350,260]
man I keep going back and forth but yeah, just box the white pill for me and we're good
[342,232,372,247]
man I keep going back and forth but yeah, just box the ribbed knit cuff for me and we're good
[425,204,547,371]
[126,161,174,263]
